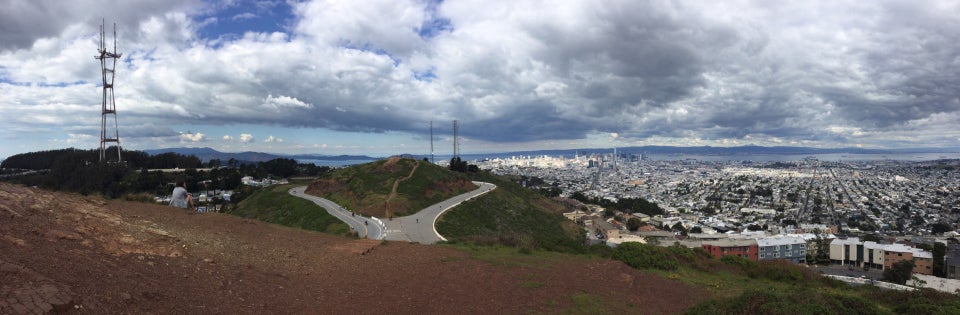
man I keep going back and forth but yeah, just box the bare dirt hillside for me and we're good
[0,183,707,314]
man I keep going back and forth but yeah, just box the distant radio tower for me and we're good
[96,20,123,163]
[429,121,435,163]
[452,120,460,159]
[613,146,618,173]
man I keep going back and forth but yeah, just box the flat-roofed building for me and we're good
[830,237,863,266]
[831,238,934,275]
[883,244,934,276]
[702,239,758,261]
[946,244,960,280]
[757,236,807,264]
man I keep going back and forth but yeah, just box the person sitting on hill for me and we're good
[169,181,194,210]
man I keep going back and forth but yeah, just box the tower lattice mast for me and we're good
[96,21,122,163]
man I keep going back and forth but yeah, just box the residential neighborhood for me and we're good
[478,154,960,288]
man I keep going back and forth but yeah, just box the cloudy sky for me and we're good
[2,0,959,159]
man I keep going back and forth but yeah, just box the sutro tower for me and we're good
[96,21,123,163]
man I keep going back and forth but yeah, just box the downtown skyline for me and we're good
[2,0,960,159]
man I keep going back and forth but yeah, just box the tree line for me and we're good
[570,191,665,216]
[1,147,330,198]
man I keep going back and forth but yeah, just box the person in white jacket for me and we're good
[169,181,194,210]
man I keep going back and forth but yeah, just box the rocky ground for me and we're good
[0,182,707,314]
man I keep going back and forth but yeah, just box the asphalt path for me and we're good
[288,186,385,240]
[383,181,496,244]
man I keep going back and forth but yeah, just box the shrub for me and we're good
[587,243,614,258]
[688,288,880,315]
[611,242,679,271]
[721,254,756,270]
[749,261,806,284]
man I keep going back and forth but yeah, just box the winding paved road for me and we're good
[288,182,495,243]
[383,181,496,244]
[288,186,385,240]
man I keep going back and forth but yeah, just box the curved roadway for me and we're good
[288,182,495,243]
[288,186,385,240]
[383,181,496,244]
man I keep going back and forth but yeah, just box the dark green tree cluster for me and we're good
[932,222,954,235]
[626,217,642,231]
[533,186,562,198]
[1,147,201,170]
[570,191,665,216]
[3,148,331,199]
[883,260,915,285]
[934,242,947,277]
[448,157,479,173]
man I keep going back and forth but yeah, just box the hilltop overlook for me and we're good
[306,157,476,218]
[301,158,583,251]
[0,182,705,314]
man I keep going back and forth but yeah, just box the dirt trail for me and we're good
[0,182,709,314]
[384,159,420,217]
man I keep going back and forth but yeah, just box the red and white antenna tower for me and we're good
[96,20,123,163]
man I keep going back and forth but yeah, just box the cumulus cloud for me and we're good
[2,0,960,157]
[222,135,233,141]
[263,94,312,109]
[264,135,282,143]
[179,132,206,142]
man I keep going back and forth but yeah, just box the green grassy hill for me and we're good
[230,182,351,236]
[604,242,960,314]
[304,158,583,252]
[305,157,476,217]
[436,171,585,253]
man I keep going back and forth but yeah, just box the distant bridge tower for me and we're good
[452,119,460,159]
[96,21,123,163]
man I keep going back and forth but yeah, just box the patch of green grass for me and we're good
[230,183,351,236]
[610,249,960,314]
[687,287,885,315]
[317,159,476,216]
[436,171,584,253]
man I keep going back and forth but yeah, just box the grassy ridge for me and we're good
[231,183,351,236]
[437,171,584,253]
[605,242,960,314]
[308,158,476,217]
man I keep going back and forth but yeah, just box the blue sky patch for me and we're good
[338,40,402,66]
[195,0,294,41]
[418,0,453,39]
[413,67,437,82]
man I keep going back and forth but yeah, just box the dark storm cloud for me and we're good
[463,101,593,142]
[0,0,199,51]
